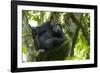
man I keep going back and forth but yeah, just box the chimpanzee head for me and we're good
[52,24,62,34]
[50,17,63,35]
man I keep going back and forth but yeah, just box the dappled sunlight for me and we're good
[22,10,90,62]
[29,20,38,27]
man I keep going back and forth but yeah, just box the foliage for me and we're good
[22,10,90,62]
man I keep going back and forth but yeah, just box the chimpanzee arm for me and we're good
[53,37,64,43]
[45,37,64,48]
[47,32,64,46]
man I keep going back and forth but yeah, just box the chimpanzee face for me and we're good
[50,17,62,34]
[52,24,62,34]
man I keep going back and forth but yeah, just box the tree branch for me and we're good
[70,14,90,45]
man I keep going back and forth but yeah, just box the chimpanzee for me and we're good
[30,16,65,51]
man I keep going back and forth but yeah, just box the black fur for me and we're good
[30,19,64,51]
